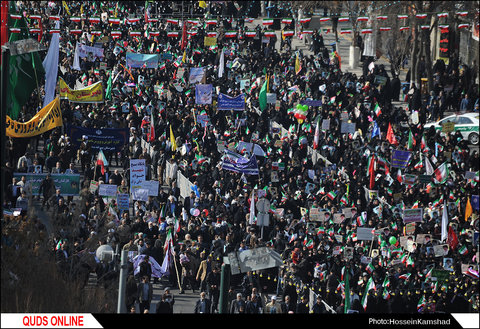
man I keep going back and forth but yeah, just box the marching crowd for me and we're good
[2,1,479,315]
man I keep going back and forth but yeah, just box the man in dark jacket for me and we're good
[194,291,212,313]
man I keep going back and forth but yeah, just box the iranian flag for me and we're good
[245,18,254,23]
[397,169,403,183]
[70,28,83,35]
[377,15,388,20]
[207,31,217,38]
[399,273,411,280]
[361,277,376,310]
[366,263,375,274]
[316,227,325,235]
[302,30,313,34]
[96,149,109,175]
[373,103,382,116]
[420,25,430,30]
[340,29,352,34]
[10,13,22,19]
[300,18,311,24]
[357,16,369,21]
[30,15,41,20]
[49,15,60,21]
[130,31,142,36]
[304,239,314,249]
[458,23,469,29]
[382,276,390,288]
[264,30,276,37]
[417,295,426,310]
[126,17,141,24]
[167,18,179,24]
[109,18,121,24]
[282,18,293,24]
[149,31,160,37]
[357,212,367,226]
[245,30,256,37]
[283,30,294,36]
[9,28,21,33]
[361,28,373,34]
[456,11,468,17]
[188,19,199,25]
[397,14,408,19]
[434,162,449,184]
[49,29,60,34]
[319,17,330,22]
[205,19,217,25]
[89,17,101,24]
[439,25,449,31]
[167,31,179,37]
[224,31,237,38]
[458,245,468,255]
[327,191,337,200]
[420,134,427,149]
[399,26,410,31]
[407,130,415,150]
[111,31,122,38]
[263,18,274,25]
[338,17,349,22]
[379,27,391,31]
[91,30,102,36]
[437,12,448,18]
[313,118,320,149]
[30,28,41,34]
[416,13,428,19]
[70,16,82,22]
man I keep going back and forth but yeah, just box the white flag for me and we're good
[441,201,448,242]
[72,42,81,71]
[42,20,60,107]
[218,48,225,78]
[425,156,434,175]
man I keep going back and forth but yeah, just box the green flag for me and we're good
[259,78,268,111]
[105,71,113,100]
[6,2,45,120]
[344,270,351,313]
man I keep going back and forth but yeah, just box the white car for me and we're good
[424,113,479,145]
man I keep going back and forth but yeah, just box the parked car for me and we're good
[424,113,479,145]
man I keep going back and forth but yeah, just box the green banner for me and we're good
[13,173,81,196]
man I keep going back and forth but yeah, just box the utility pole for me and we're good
[116,250,128,313]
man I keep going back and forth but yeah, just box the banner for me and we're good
[126,52,159,68]
[75,42,105,60]
[67,125,129,152]
[403,208,424,223]
[300,99,323,107]
[189,67,205,84]
[98,184,118,196]
[204,36,217,46]
[222,154,259,175]
[195,84,213,104]
[59,78,104,103]
[117,193,130,211]
[13,173,80,196]
[6,97,63,138]
[217,93,245,111]
[391,149,412,169]
[130,159,146,188]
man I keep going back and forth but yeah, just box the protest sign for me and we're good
[433,244,449,257]
[321,119,330,130]
[217,93,245,111]
[140,180,159,196]
[132,188,149,201]
[309,208,321,221]
[403,208,423,223]
[98,184,118,196]
[130,159,146,188]
[189,67,205,84]
[195,84,213,104]
[13,173,80,196]
[6,97,62,138]
[441,121,455,133]
[356,227,375,241]
[59,78,104,103]
[204,36,217,46]
[89,180,99,194]
[403,174,417,185]
[340,122,356,134]
[391,149,412,169]
[67,125,129,152]
[266,93,276,104]
[117,193,130,211]
[126,52,159,68]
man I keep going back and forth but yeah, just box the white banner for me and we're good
[130,159,146,189]
[98,184,118,197]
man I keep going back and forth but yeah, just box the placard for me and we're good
[130,159,146,188]
[433,244,449,257]
[405,222,416,235]
[441,121,455,133]
[332,246,342,256]
[391,149,412,169]
[344,247,354,260]
[356,227,375,241]
[403,174,417,185]
[342,207,355,219]
[333,213,346,224]
[309,208,321,221]
[340,122,356,134]
[321,119,330,130]
[140,180,159,196]
[117,193,130,211]
[89,180,99,194]
[416,234,432,245]
[98,184,118,197]
[266,93,276,104]
[399,235,415,248]
[418,174,432,183]
[271,171,279,183]
[403,208,423,223]
[132,188,149,201]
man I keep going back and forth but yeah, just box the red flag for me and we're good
[0,1,8,64]
[180,21,188,50]
[387,123,399,146]
[369,155,375,189]
[447,226,459,250]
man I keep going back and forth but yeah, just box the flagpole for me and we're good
[171,244,182,291]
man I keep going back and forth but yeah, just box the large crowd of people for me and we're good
[2,1,479,315]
